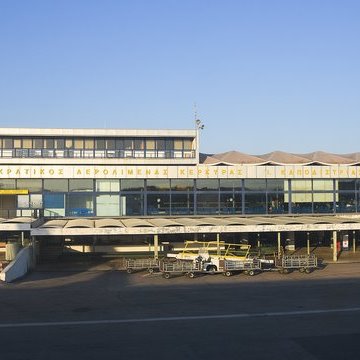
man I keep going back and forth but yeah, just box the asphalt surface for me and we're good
[1,263,360,359]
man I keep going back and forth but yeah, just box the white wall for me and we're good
[0,246,33,283]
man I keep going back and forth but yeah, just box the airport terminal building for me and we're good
[1,126,360,263]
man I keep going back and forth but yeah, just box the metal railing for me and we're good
[0,148,196,159]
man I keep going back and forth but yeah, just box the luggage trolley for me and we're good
[125,258,160,274]
[223,258,262,277]
[160,259,202,279]
[275,253,318,274]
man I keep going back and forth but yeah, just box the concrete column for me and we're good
[307,232,310,255]
[353,231,356,253]
[216,233,220,255]
[154,234,159,259]
[277,232,281,258]
[332,231,337,262]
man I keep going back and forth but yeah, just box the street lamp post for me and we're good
[195,117,204,162]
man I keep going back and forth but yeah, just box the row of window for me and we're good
[10,191,360,218]
[1,178,360,193]
[0,137,194,151]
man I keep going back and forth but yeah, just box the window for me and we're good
[17,179,42,192]
[22,138,32,149]
[174,139,183,150]
[244,180,266,191]
[146,139,155,150]
[124,139,133,150]
[106,139,115,150]
[220,193,241,214]
[74,138,84,149]
[267,179,285,192]
[116,139,125,150]
[171,179,194,191]
[55,138,65,149]
[120,193,143,216]
[156,139,165,150]
[245,193,266,214]
[65,139,73,149]
[44,194,65,209]
[44,179,68,192]
[18,195,30,208]
[84,138,94,149]
[17,194,43,209]
[0,180,15,189]
[183,139,192,150]
[96,180,120,192]
[44,138,54,149]
[313,180,333,191]
[147,179,170,191]
[69,179,93,192]
[33,138,43,148]
[13,138,21,148]
[338,180,355,191]
[165,139,174,150]
[290,180,312,191]
[96,195,120,216]
[267,193,285,214]
[196,193,219,214]
[220,179,242,191]
[30,194,43,208]
[134,139,144,150]
[171,193,194,215]
[44,193,65,216]
[121,179,144,191]
[2,138,12,149]
[67,194,94,216]
[147,194,170,215]
[95,139,106,150]
[196,179,219,191]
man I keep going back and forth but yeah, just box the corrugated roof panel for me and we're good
[65,219,94,228]
[147,218,181,227]
[121,219,154,227]
[4,217,34,224]
[41,219,67,228]
[95,219,124,228]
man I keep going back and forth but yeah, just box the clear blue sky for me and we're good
[0,0,359,155]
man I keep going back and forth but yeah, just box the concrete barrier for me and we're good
[0,246,33,283]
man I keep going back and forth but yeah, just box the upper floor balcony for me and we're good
[0,148,196,159]
[0,127,198,164]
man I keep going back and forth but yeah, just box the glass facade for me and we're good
[1,177,360,217]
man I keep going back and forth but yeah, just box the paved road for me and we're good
[1,263,360,359]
